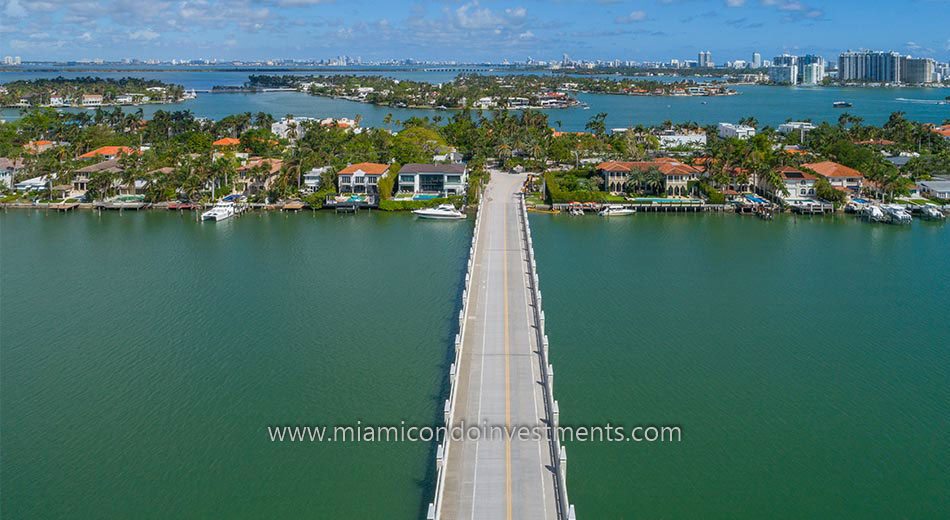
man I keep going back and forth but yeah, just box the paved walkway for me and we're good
[439,173,559,520]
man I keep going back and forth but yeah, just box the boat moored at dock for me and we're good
[412,203,466,220]
[883,204,912,224]
[598,204,636,216]
[201,201,236,221]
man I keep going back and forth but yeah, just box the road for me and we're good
[439,172,560,520]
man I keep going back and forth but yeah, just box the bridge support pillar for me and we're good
[559,445,568,481]
[437,443,445,469]
[444,400,451,427]
[540,310,545,335]
[449,363,456,386]
[553,400,560,429]
[455,334,461,353]
[547,364,554,394]
[543,335,549,359]
[458,310,464,330]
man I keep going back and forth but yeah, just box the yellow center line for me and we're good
[503,197,512,520]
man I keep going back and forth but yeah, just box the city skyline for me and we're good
[2,0,949,63]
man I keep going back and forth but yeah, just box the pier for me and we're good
[428,173,573,519]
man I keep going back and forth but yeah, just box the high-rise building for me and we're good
[899,57,935,84]
[698,51,712,68]
[752,52,762,68]
[798,55,825,84]
[838,51,902,83]
[768,65,798,85]
[773,54,798,68]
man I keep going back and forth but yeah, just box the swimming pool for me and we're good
[413,194,440,201]
[630,198,703,204]
[745,194,769,204]
[852,198,870,204]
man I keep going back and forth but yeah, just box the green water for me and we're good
[0,210,471,519]
[530,213,949,518]
[3,210,948,518]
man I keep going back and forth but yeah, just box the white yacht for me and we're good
[201,201,236,221]
[863,205,887,222]
[598,204,636,216]
[412,204,466,220]
[920,205,945,220]
[883,204,912,224]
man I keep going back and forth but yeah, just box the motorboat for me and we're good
[412,204,466,220]
[920,205,945,220]
[863,205,887,222]
[833,101,853,108]
[883,204,912,224]
[598,204,636,216]
[201,200,236,221]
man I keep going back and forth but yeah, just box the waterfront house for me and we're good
[115,94,134,105]
[397,164,468,196]
[919,180,950,199]
[73,158,124,197]
[769,166,817,200]
[802,161,865,195]
[0,157,25,189]
[48,94,66,107]
[337,163,390,195]
[718,123,756,140]
[597,159,701,196]
[79,146,137,160]
[271,117,316,140]
[81,94,103,107]
[302,166,330,192]
[14,175,50,192]
[236,157,283,195]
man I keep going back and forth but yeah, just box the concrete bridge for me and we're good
[428,173,575,520]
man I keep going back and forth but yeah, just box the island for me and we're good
[0,77,192,108]
[234,73,737,110]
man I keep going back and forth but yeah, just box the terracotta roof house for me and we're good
[236,158,283,195]
[0,157,26,189]
[78,146,137,160]
[24,140,56,154]
[337,163,390,194]
[802,161,865,193]
[213,137,241,147]
[769,166,818,200]
[931,125,950,140]
[596,159,701,195]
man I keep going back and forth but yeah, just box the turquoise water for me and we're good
[0,210,472,519]
[3,69,948,129]
[530,212,950,518]
[2,208,949,518]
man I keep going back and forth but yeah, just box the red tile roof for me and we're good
[597,160,700,177]
[932,125,950,137]
[801,161,864,179]
[213,137,241,147]
[339,162,389,175]
[78,146,137,159]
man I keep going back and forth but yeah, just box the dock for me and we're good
[429,173,573,519]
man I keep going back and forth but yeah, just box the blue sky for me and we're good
[1,0,948,63]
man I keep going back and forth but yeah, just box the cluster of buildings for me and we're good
[768,54,827,85]
[838,51,939,84]
[335,161,468,199]
[2,56,22,66]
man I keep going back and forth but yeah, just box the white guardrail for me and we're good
[426,191,576,520]
[426,192,483,520]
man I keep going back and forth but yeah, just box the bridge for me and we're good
[427,173,575,520]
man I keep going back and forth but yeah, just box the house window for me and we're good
[447,175,462,183]
[400,175,414,183]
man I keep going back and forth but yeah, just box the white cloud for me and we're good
[615,10,647,24]
[3,0,27,18]
[128,28,160,41]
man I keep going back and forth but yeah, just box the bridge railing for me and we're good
[520,194,577,520]
[427,190,484,520]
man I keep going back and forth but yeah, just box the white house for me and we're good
[302,166,330,192]
[919,180,950,199]
[15,175,51,192]
[82,94,103,107]
[433,150,464,164]
[777,121,817,135]
[271,116,316,140]
[769,166,817,200]
[397,164,468,196]
[115,94,134,104]
[657,130,707,150]
[337,163,390,195]
[0,157,24,188]
[48,94,66,106]
[718,123,756,140]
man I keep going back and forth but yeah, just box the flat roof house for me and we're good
[802,161,865,194]
[81,94,103,107]
[919,180,950,199]
[337,162,390,195]
[397,164,468,196]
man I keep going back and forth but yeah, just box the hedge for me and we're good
[543,172,609,204]
[378,195,463,211]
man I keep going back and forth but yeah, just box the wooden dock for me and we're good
[49,203,80,212]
